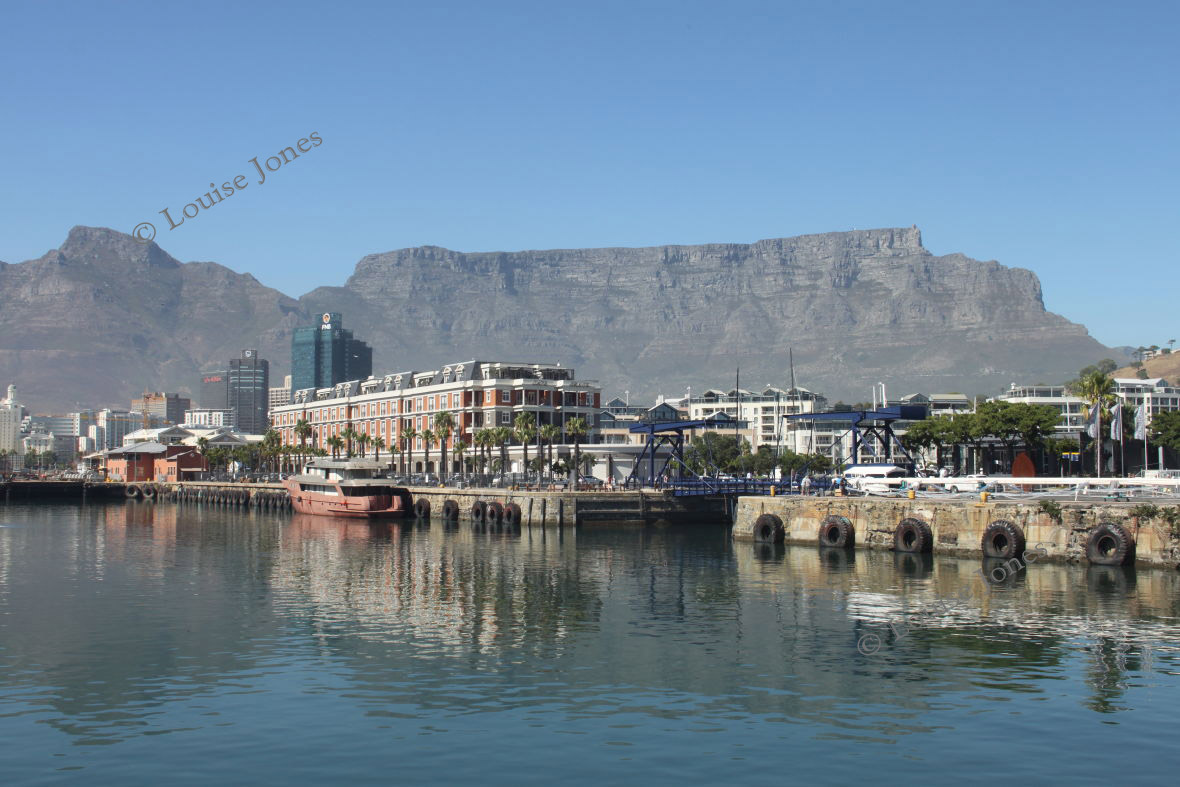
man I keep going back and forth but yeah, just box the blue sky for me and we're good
[1,0,1175,349]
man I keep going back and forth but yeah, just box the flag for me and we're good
[1084,404,1101,439]
[1110,402,1124,442]
[1134,405,1147,441]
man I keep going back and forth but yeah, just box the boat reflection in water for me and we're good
[283,458,412,518]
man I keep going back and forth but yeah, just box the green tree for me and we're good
[327,435,343,460]
[421,429,435,475]
[453,439,469,477]
[433,411,454,477]
[564,417,589,482]
[514,412,537,482]
[539,424,561,475]
[685,432,746,475]
[1150,411,1180,453]
[294,418,312,462]
[261,429,282,472]
[493,426,513,476]
[340,426,358,458]
[1076,370,1116,475]
[371,435,385,464]
[403,427,418,473]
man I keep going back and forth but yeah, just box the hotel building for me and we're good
[270,361,601,473]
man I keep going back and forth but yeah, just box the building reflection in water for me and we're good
[0,501,1178,754]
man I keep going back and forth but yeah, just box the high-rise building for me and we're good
[229,349,269,434]
[291,313,373,393]
[132,392,192,425]
[0,384,25,454]
[269,374,292,411]
[200,371,229,409]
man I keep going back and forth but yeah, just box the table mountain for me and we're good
[0,226,1110,412]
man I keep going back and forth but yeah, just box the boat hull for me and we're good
[283,480,411,519]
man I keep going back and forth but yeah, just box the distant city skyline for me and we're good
[1,1,1176,350]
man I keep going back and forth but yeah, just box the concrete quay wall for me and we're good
[732,496,1180,568]
[396,487,725,527]
[127,481,726,527]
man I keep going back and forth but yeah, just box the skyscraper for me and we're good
[228,349,270,434]
[200,371,229,409]
[290,312,373,392]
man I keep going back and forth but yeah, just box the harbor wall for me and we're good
[101,481,727,527]
[732,496,1180,568]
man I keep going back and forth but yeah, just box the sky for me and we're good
[0,0,1176,349]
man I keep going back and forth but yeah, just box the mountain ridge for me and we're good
[0,225,1111,412]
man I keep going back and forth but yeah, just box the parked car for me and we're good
[578,475,604,487]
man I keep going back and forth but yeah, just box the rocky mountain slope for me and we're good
[0,226,1111,412]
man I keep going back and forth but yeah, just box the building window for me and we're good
[501,390,510,404]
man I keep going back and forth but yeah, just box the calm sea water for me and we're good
[1,501,1179,785]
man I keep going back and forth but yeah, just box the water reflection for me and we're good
[1,502,1179,781]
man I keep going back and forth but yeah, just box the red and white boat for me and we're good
[284,458,412,518]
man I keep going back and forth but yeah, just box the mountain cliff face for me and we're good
[0,227,301,411]
[0,226,1108,412]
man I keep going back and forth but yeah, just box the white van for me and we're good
[842,464,908,493]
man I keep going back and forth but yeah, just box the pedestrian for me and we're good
[801,475,812,496]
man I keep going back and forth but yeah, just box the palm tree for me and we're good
[514,412,537,483]
[195,436,211,475]
[471,431,490,474]
[294,418,312,462]
[421,429,436,475]
[492,426,512,477]
[340,426,358,458]
[433,411,454,478]
[261,429,282,473]
[403,427,418,474]
[1077,370,1116,476]
[356,432,371,462]
[565,416,589,484]
[539,424,560,480]
[371,436,385,464]
[327,435,344,459]
[454,439,469,478]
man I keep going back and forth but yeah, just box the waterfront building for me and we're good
[1112,378,1180,421]
[103,442,206,483]
[685,386,828,453]
[228,349,270,434]
[87,409,166,451]
[183,408,236,428]
[272,361,601,474]
[200,371,229,409]
[131,392,192,425]
[269,375,292,411]
[290,313,373,393]
[992,384,1087,437]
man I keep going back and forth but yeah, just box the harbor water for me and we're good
[1,502,1179,784]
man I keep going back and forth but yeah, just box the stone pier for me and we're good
[732,496,1180,568]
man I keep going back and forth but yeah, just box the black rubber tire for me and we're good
[414,499,431,519]
[982,520,1025,559]
[1086,522,1134,566]
[486,501,504,523]
[125,484,139,499]
[143,485,156,499]
[894,518,933,553]
[442,500,459,521]
[471,500,487,523]
[752,513,785,544]
[818,515,854,549]
[504,502,522,526]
